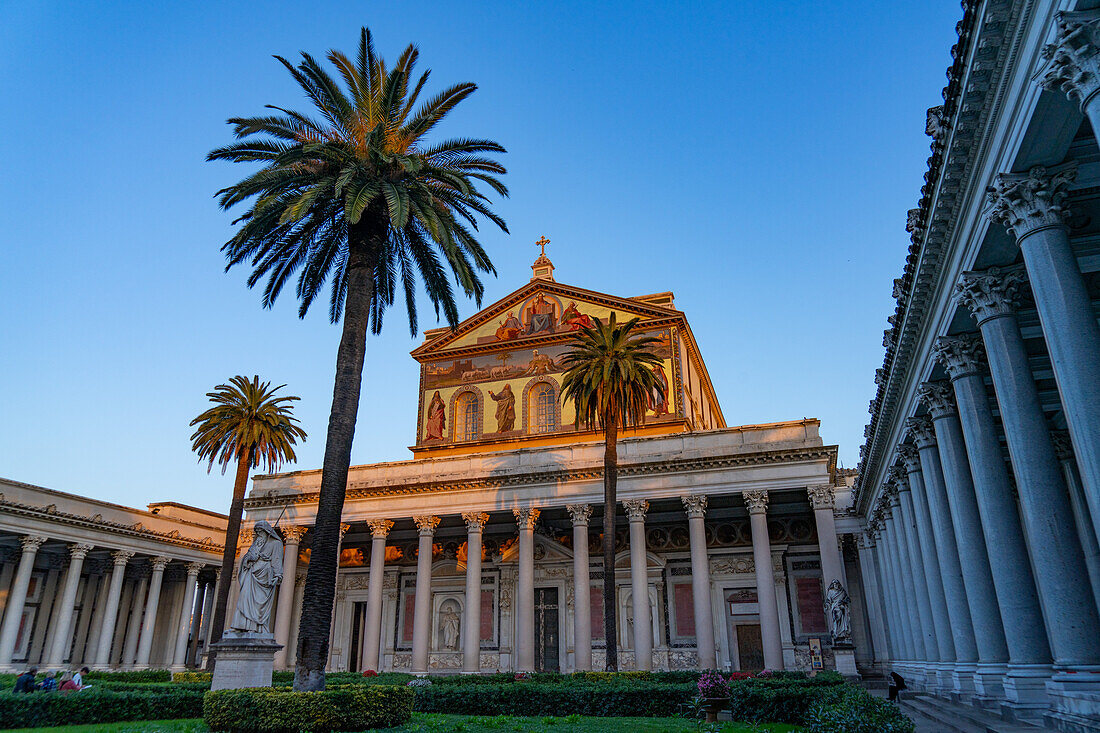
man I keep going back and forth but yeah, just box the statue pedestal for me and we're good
[832,643,859,679]
[211,632,283,691]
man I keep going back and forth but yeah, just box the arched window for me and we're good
[529,382,557,434]
[456,392,480,442]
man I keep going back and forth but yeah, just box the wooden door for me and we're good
[534,587,560,673]
[736,623,765,672]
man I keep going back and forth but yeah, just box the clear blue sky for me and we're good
[0,2,960,513]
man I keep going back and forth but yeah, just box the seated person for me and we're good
[38,671,57,692]
[72,666,89,689]
[13,668,37,693]
[59,671,79,691]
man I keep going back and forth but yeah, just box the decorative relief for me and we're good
[885,465,909,493]
[742,490,769,514]
[66,542,92,561]
[281,525,309,543]
[413,516,441,535]
[925,105,949,148]
[1040,9,1100,108]
[897,443,921,474]
[622,499,649,520]
[710,555,754,575]
[566,504,592,525]
[110,549,135,566]
[986,163,1078,240]
[20,535,46,553]
[367,519,394,539]
[917,380,956,420]
[807,485,835,510]
[669,650,698,670]
[932,334,985,380]
[681,494,707,518]
[955,267,1025,325]
[392,653,412,669]
[339,523,352,540]
[151,556,170,572]
[462,512,490,532]
[513,507,540,530]
[343,574,370,590]
[905,415,937,449]
[186,562,204,576]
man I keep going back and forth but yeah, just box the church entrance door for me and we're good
[534,587,560,673]
[734,623,764,672]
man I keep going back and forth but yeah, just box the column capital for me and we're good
[462,512,490,532]
[897,443,922,473]
[237,528,254,549]
[857,532,876,550]
[955,267,1026,325]
[281,525,309,544]
[886,465,910,493]
[933,333,986,380]
[110,550,135,566]
[1040,9,1100,109]
[338,523,352,540]
[743,489,769,515]
[876,494,895,521]
[905,415,937,449]
[883,483,901,508]
[69,543,94,561]
[1051,429,1075,462]
[20,535,47,553]
[413,515,441,536]
[366,519,394,538]
[807,485,835,510]
[185,562,204,576]
[566,504,592,525]
[987,163,1077,240]
[681,494,708,518]
[150,556,170,572]
[917,380,956,419]
[513,507,540,529]
[622,499,649,521]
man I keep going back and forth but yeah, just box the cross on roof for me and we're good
[536,235,550,257]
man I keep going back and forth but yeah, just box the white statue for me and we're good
[824,579,851,641]
[440,605,460,650]
[230,521,284,634]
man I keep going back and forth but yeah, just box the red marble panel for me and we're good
[796,577,827,633]
[402,592,416,642]
[590,586,604,639]
[480,590,494,641]
[674,583,695,637]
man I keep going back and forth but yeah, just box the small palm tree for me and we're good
[189,375,306,669]
[559,314,665,671]
[207,27,507,690]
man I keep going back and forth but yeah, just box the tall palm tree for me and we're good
[559,314,665,671]
[189,375,306,669]
[207,28,507,690]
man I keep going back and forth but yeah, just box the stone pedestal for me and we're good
[833,644,859,679]
[211,632,283,691]
[1045,671,1100,733]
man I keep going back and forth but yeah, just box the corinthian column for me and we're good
[681,495,716,669]
[135,556,170,669]
[360,520,392,674]
[744,490,783,670]
[272,526,307,670]
[955,271,1100,673]
[93,550,134,669]
[514,507,539,673]
[987,165,1100,544]
[623,499,652,671]
[855,531,890,668]
[46,543,94,666]
[1040,10,1100,142]
[462,512,489,674]
[171,563,203,670]
[1051,431,1100,613]
[885,468,938,665]
[410,516,439,676]
[906,416,978,695]
[883,487,923,663]
[567,504,593,671]
[0,535,47,670]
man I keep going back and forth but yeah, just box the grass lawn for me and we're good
[6,714,802,732]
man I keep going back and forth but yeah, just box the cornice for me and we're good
[244,444,838,509]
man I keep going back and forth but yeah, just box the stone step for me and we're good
[899,695,987,733]
[900,694,1043,733]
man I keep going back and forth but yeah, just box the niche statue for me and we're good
[824,579,851,642]
[230,521,284,635]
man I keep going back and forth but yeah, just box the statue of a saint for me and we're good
[440,607,460,650]
[229,521,284,634]
[425,391,446,440]
[824,579,851,642]
[489,384,516,432]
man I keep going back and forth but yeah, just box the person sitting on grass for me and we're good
[59,671,79,691]
[72,666,89,688]
[13,667,36,693]
[38,671,57,691]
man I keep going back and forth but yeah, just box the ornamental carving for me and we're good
[20,535,46,553]
[1040,9,1100,108]
[955,267,1025,325]
[857,532,876,550]
[186,562,204,576]
[681,494,708,518]
[622,499,649,520]
[567,504,592,525]
[281,525,309,544]
[885,465,909,493]
[367,519,394,539]
[339,523,351,540]
[710,556,754,575]
[897,443,921,474]
[986,164,1077,239]
[743,490,769,514]
[68,543,94,561]
[932,333,985,380]
[462,512,490,532]
[905,415,937,449]
[111,549,135,566]
[413,516,441,535]
[917,380,956,419]
[1050,430,1075,462]
[151,556,170,572]
[513,507,540,529]
[925,105,949,146]
[807,485,835,510]
[906,208,925,236]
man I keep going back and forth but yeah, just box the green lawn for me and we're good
[7,714,802,732]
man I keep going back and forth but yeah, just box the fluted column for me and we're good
[0,535,47,670]
[135,556,170,668]
[462,512,489,674]
[744,490,783,670]
[45,543,94,666]
[888,469,939,665]
[171,563,203,670]
[855,531,890,666]
[93,550,134,669]
[682,495,716,669]
[568,504,593,671]
[411,516,439,675]
[359,520,392,674]
[987,164,1100,544]
[623,499,652,671]
[272,526,307,669]
[1041,10,1100,151]
[1052,431,1100,613]
[514,507,539,673]
[955,271,1100,673]
[907,416,978,693]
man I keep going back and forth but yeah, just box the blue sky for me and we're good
[0,2,961,513]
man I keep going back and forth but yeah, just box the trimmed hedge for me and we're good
[0,687,204,728]
[83,669,172,683]
[173,671,213,684]
[412,681,696,717]
[803,686,914,733]
[203,685,413,732]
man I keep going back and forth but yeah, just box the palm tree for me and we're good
[189,375,306,669]
[559,314,665,671]
[207,28,507,690]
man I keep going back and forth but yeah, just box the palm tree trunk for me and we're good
[204,445,251,671]
[602,420,619,672]
[293,222,379,691]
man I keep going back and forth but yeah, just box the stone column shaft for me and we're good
[0,535,46,669]
[894,482,939,662]
[187,581,206,667]
[1053,435,1100,613]
[882,511,919,660]
[410,516,439,675]
[871,532,904,661]
[272,527,306,669]
[568,505,593,672]
[135,557,169,668]
[46,543,94,666]
[856,535,890,666]
[462,513,488,674]
[93,550,134,669]
[744,490,783,670]
[361,521,392,674]
[624,499,652,671]
[123,576,147,666]
[172,564,202,670]
[683,496,716,670]
[514,508,538,673]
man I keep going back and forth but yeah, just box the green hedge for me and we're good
[412,681,696,717]
[803,686,914,733]
[203,685,413,733]
[0,687,204,728]
[83,669,172,683]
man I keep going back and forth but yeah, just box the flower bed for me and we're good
[203,685,413,732]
